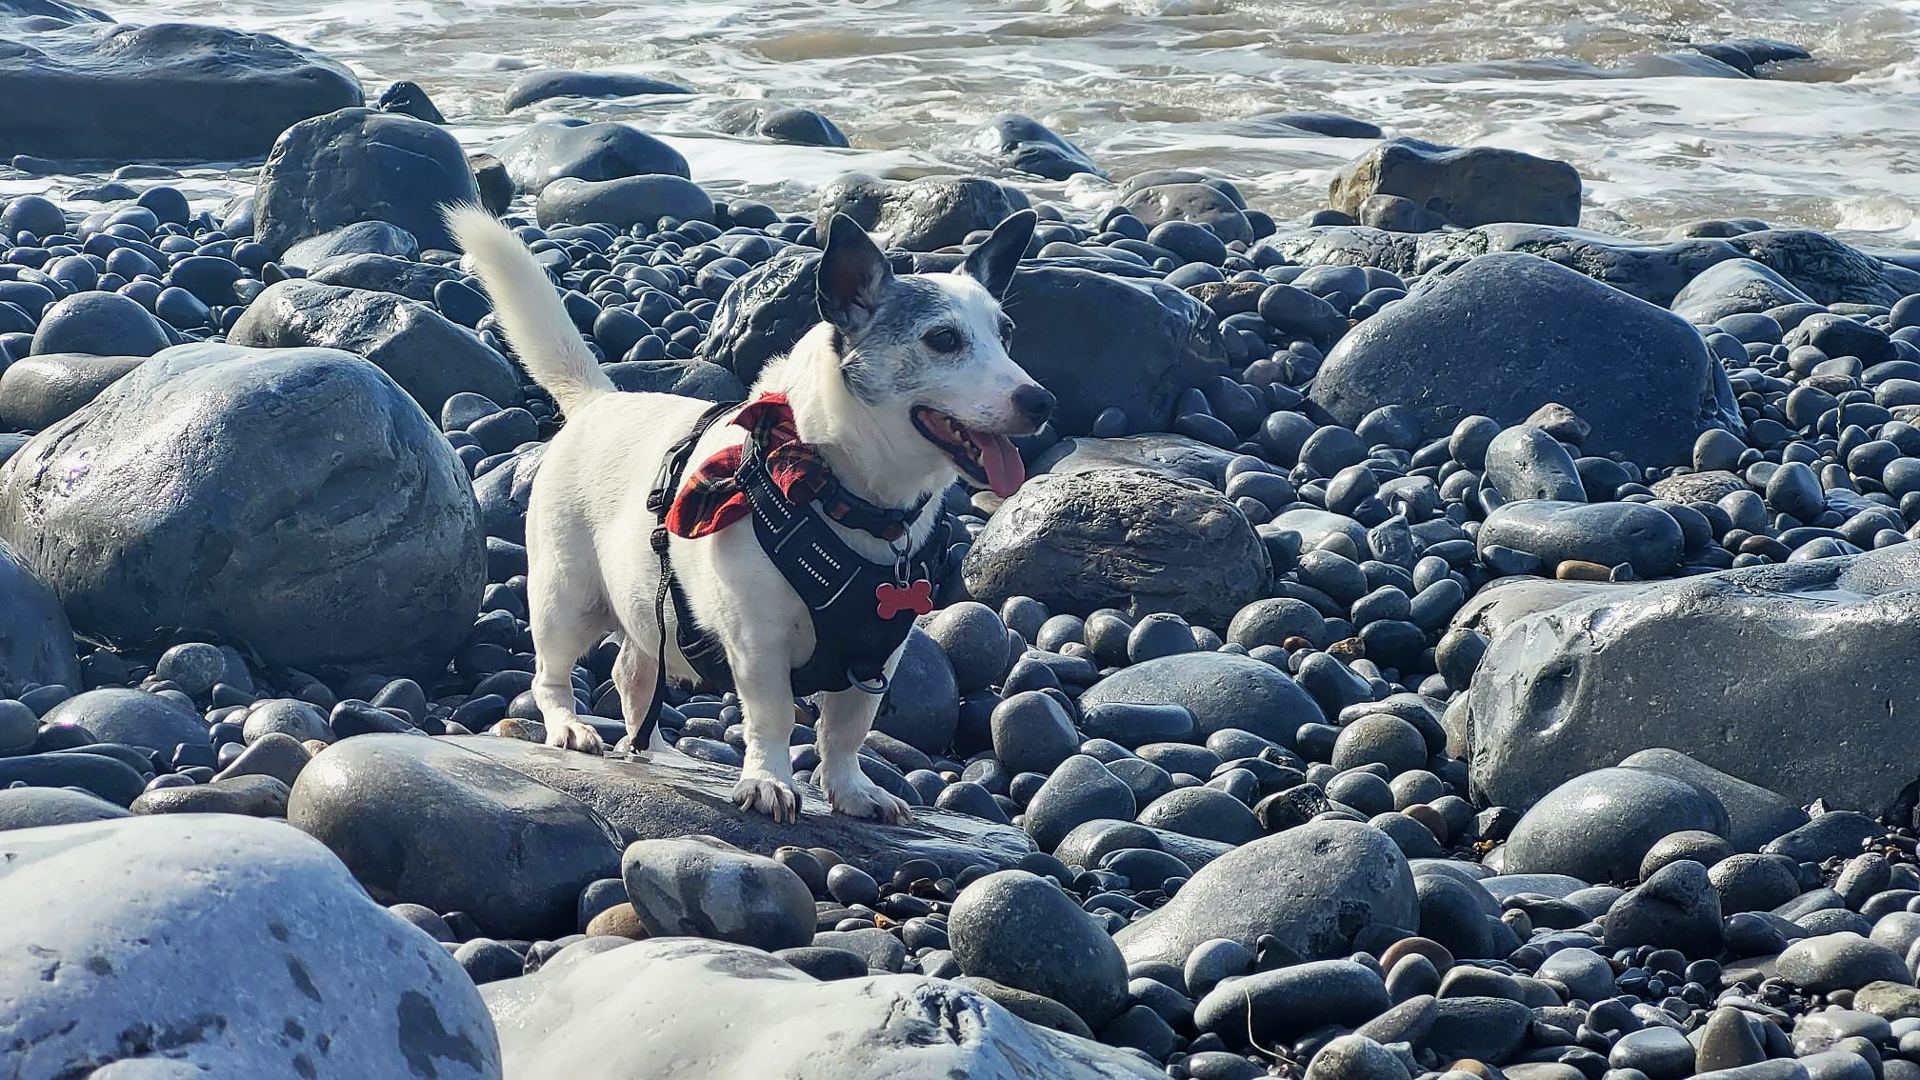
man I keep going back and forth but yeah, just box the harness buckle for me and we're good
[650,525,669,555]
[847,669,889,695]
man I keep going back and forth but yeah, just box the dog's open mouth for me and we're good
[911,407,1025,498]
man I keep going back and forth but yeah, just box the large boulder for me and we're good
[0,8,362,161]
[962,469,1269,629]
[255,106,479,256]
[1501,767,1730,883]
[1002,267,1230,435]
[1309,252,1741,465]
[228,279,523,417]
[501,69,691,111]
[0,343,484,678]
[447,736,1033,879]
[980,113,1099,180]
[697,247,823,386]
[0,815,501,1079]
[1119,183,1253,245]
[289,734,624,940]
[815,173,1024,251]
[713,101,849,147]
[1328,138,1582,228]
[489,118,688,194]
[1468,543,1920,814]
[1032,434,1238,487]
[1114,819,1418,967]
[535,174,715,231]
[1078,650,1324,747]
[0,536,80,694]
[0,352,142,430]
[482,937,1162,1079]
[1669,258,1816,324]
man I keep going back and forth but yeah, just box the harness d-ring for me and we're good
[847,669,889,695]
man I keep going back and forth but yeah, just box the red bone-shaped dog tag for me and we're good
[876,579,934,619]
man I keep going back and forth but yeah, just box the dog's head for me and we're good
[814,209,1052,498]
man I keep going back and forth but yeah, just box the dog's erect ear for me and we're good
[959,209,1036,300]
[817,214,893,333]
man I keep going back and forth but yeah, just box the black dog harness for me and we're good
[637,401,952,744]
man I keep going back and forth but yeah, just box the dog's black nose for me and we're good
[1013,384,1054,428]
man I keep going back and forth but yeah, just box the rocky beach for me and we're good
[7,1,1920,1078]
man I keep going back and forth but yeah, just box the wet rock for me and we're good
[1476,500,1686,579]
[1777,933,1910,993]
[1670,258,1816,324]
[1034,434,1238,487]
[816,173,1022,251]
[1115,819,1418,967]
[288,733,623,941]
[1619,748,1808,852]
[0,343,482,678]
[0,352,143,430]
[621,836,813,952]
[983,113,1099,180]
[1024,755,1136,852]
[306,251,464,302]
[715,101,849,147]
[1310,252,1740,465]
[255,106,479,256]
[1194,959,1391,1046]
[1120,183,1252,245]
[0,536,80,693]
[481,937,1162,1078]
[963,469,1267,628]
[0,15,362,161]
[447,736,1032,879]
[502,69,690,111]
[536,174,716,231]
[950,869,1129,1026]
[1078,650,1322,747]
[29,291,168,357]
[1328,138,1581,228]
[0,814,499,1078]
[131,773,292,817]
[40,688,203,754]
[1469,544,1920,814]
[229,279,524,416]
[1603,859,1724,958]
[279,220,419,270]
[0,786,130,831]
[490,118,689,194]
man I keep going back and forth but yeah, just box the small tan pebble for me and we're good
[585,902,648,940]
[1555,559,1612,581]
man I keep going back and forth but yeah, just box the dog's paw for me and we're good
[822,771,914,824]
[732,769,803,823]
[545,718,605,755]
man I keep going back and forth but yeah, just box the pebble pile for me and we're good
[4,5,1920,1080]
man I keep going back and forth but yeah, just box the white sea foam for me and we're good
[21,0,1916,243]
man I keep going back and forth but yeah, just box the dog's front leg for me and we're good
[729,645,806,823]
[814,654,914,824]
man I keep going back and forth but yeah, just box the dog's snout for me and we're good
[1013,384,1054,429]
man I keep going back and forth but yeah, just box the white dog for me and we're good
[446,204,1051,823]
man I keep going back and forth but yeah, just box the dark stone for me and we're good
[1310,252,1740,466]
[502,69,690,111]
[963,469,1267,628]
[1778,933,1908,992]
[536,174,714,231]
[288,733,624,940]
[1080,651,1322,747]
[306,252,464,302]
[1503,768,1729,883]
[375,79,443,123]
[0,750,145,805]
[1670,259,1815,324]
[983,113,1099,180]
[1328,138,1581,228]
[1115,819,1417,967]
[445,735,1033,879]
[254,107,479,256]
[229,279,523,416]
[279,220,418,270]
[714,101,849,147]
[29,291,168,357]
[873,627,960,756]
[0,536,80,693]
[602,359,746,403]
[0,17,362,161]
[131,773,291,817]
[950,869,1129,1026]
[490,119,689,194]
[1119,184,1252,245]
[39,689,203,754]
[1620,748,1808,852]
[1603,859,1724,958]
[0,785,130,830]
[1469,544,1920,814]
[1477,500,1686,578]
[816,173,1022,252]
[0,343,483,678]
[1194,959,1390,1045]
[621,835,813,951]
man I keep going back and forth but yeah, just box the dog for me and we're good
[446,203,1052,823]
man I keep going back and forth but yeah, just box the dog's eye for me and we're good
[924,327,961,353]
[999,321,1015,345]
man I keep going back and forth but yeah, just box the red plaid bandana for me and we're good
[665,393,911,541]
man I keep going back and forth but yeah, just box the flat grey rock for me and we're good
[448,736,1033,879]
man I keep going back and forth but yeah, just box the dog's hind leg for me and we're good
[526,565,609,754]
[814,679,913,825]
[728,639,806,823]
[611,637,665,751]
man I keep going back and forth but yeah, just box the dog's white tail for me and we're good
[444,203,614,414]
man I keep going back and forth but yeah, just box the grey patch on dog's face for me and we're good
[837,274,1022,425]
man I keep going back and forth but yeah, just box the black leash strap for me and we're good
[635,399,741,749]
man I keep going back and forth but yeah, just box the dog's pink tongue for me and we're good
[979,434,1025,498]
